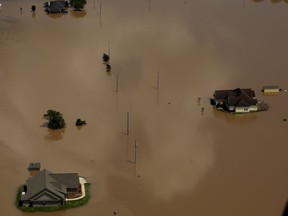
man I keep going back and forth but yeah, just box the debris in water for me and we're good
[201,107,205,113]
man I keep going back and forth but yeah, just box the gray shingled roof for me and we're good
[214,88,257,107]
[50,173,79,189]
[44,1,67,13]
[21,169,79,202]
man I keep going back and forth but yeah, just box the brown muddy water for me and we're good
[1,0,288,215]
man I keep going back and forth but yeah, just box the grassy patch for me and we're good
[16,183,91,212]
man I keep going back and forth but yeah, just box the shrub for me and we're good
[31,5,36,12]
[43,110,66,130]
[75,118,86,126]
[102,53,110,62]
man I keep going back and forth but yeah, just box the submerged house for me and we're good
[19,168,81,207]
[44,1,68,14]
[213,88,258,113]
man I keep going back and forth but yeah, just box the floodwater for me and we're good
[1,0,288,215]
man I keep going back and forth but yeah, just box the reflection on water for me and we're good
[44,129,65,141]
[47,13,63,19]
[70,9,87,18]
[212,107,257,124]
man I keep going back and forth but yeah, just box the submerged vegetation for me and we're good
[43,110,66,130]
[31,5,36,12]
[70,0,87,10]
[16,184,91,212]
[75,118,87,126]
[102,53,110,62]
[102,54,111,72]
[106,64,111,72]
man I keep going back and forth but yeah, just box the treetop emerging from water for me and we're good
[43,109,66,130]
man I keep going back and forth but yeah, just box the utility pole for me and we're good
[116,74,119,92]
[108,41,110,56]
[99,1,102,27]
[115,74,119,105]
[126,112,130,136]
[134,139,138,164]
[155,72,160,105]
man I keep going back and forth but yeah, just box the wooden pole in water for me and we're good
[108,41,110,56]
[114,74,119,106]
[148,0,151,10]
[156,72,160,105]
[243,0,245,9]
[116,74,119,92]
[93,0,95,8]
[99,1,102,27]
[134,140,138,164]
[126,112,130,136]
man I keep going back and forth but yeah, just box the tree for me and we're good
[106,64,111,72]
[43,110,66,130]
[70,0,87,10]
[102,53,110,62]
[75,118,87,126]
[31,5,36,12]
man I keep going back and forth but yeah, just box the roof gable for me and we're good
[31,190,63,201]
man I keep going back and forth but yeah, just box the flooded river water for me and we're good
[1,0,288,215]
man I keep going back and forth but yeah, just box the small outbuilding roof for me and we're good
[262,85,280,89]
[28,162,41,171]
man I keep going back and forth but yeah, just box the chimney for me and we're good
[28,162,41,177]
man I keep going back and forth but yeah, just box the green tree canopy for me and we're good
[70,0,87,10]
[31,5,36,12]
[75,118,86,126]
[43,110,66,130]
[102,53,110,62]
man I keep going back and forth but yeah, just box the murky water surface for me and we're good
[1,0,288,215]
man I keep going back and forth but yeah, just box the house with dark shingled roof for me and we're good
[213,88,258,113]
[44,1,68,14]
[19,169,81,207]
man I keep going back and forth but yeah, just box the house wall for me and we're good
[67,187,78,193]
[263,88,279,93]
[235,106,257,113]
[29,170,40,177]
[249,105,258,111]
[235,107,249,113]
[228,106,235,112]
[22,200,65,207]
